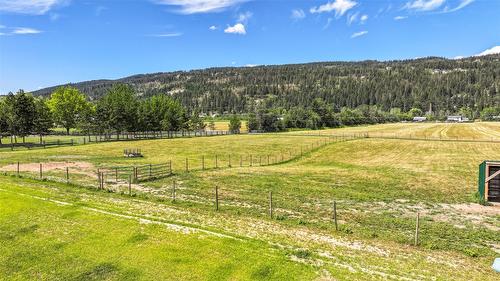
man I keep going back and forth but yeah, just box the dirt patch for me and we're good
[1,161,95,176]
[447,202,500,216]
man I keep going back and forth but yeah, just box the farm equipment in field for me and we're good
[124,149,143,158]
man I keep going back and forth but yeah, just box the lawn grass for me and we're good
[1,176,498,280]
[0,181,316,280]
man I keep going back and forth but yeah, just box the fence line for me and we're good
[3,134,428,247]
[0,130,235,151]
[3,134,358,192]
[280,132,500,143]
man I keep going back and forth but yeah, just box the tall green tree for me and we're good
[228,115,242,133]
[0,98,8,144]
[96,84,138,136]
[47,86,90,135]
[76,103,96,136]
[480,107,500,121]
[33,98,53,143]
[5,90,36,143]
[247,113,259,132]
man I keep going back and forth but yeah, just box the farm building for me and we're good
[446,116,469,122]
[478,161,500,203]
[412,117,427,122]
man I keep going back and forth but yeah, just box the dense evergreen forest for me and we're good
[33,55,500,118]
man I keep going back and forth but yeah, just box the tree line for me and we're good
[0,85,206,143]
[2,83,499,142]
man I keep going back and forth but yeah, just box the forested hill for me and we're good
[33,55,500,115]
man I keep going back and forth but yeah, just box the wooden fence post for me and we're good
[269,191,273,219]
[128,175,132,196]
[215,155,218,168]
[17,162,20,177]
[228,154,231,167]
[172,180,176,202]
[250,155,253,167]
[415,212,420,246]
[66,167,69,183]
[333,201,338,231]
[215,186,219,211]
[185,158,189,172]
[39,163,43,179]
[202,155,205,170]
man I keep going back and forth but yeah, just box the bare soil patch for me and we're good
[1,161,95,176]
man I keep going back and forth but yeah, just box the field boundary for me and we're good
[0,130,235,151]
[0,135,362,194]
[275,132,500,143]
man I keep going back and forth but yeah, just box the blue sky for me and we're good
[0,0,499,94]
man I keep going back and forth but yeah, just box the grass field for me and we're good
[1,122,499,280]
[293,122,500,141]
[205,120,248,133]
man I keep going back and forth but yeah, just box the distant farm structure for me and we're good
[447,116,469,122]
[412,117,427,122]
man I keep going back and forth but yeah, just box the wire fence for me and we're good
[1,135,360,191]
[0,130,234,150]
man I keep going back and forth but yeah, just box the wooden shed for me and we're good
[478,161,500,203]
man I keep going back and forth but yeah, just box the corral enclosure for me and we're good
[1,122,500,280]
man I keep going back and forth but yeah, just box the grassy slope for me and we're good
[0,181,315,281]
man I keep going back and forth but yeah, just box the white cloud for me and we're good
[153,0,248,14]
[310,0,357,17]
[0,0,68,15]
[360,14,368,24]
[224,23,246,34]
[443,0,475,13]
[244,64,258,67]
[237,11,252,24]
[404,0,445,11]
[12,27,42,34]
[0,24,5,28]
[475,46,500,56]
[347,12,358,25]
[150,32,183,37]
[351,30,367,38]
[394,16,408,20]
[209,25,218,30]
[291,9,306,20]
[453,56,464,60]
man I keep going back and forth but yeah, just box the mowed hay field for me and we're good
[1,122,500,280]
[294,122,500,141]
